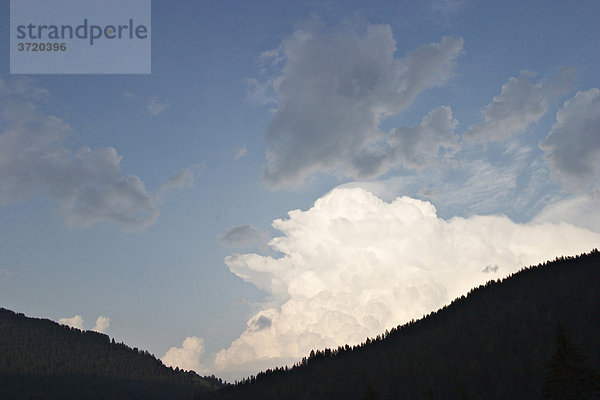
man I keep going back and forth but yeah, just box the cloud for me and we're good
[215,187,600,377]
[58,314,111,333]
[0,81,159,230]
[385,106,459,170]
[482,264,499,273]
[155,165,200,201]
[465,70,574,143]
[122,91,136,99]
[147,96,169,116]
[338,140,556,222]
[539,88,600,191]
[0,76,49,100]
[162,336,206,373]
[254,20,463,188]
[430,0,466,15]
[233,144,247,160]
[532,192,600,233]
[92,316,110,333]
[219,225,269,248]
[246,78,278,107]
[59,315,84,330]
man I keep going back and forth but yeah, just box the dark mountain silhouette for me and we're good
[2,250,600,399]
[0,308,222,399]
[208,249,600,400]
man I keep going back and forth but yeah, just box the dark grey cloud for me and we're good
[250,315,272,331]
[540,88,600,191]
[219,225,269,248]
[0,80,159,230]
[251,21,463,188]
[482,264,499,273]
[465,69,575,143]
[387,106,459,170]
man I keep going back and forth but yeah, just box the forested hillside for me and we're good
[208,250,600,400]
[0,308,222,399]
[2,250,599,399]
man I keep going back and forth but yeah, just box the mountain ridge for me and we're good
[2,250,600,399]
[209,249,600,399]
[0,307,222,399]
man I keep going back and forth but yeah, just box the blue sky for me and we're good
[1,0,599,380]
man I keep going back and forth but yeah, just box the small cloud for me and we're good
[430,0,466,15]
[219,225,269,248]
[92,316,110,333]
[155,165,201,201]
[122,91,136,99]
[250,315,272,331]
[147,96,169,116]
[58,315,84,330]
[161,336,206,373]
[482,265,499,273]
[233,144,247,160]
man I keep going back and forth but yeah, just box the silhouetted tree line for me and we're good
[2,250,600,399]
[206,249,600,400]
[0,308,222,399]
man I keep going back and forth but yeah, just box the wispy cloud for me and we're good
[233,144,247,160]
[155,165,201,201]
[219,224,269,248]
[147,96,169,116]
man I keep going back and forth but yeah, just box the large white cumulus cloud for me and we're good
[256,21,463,187]
[216,187,600,376]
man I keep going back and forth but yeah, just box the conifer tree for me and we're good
[542,324,599,400]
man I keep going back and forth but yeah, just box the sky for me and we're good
[1,0,600,381]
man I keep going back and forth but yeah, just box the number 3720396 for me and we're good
[18,42,67,51]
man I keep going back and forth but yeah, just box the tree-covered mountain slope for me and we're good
[209,250,600,400]
[0,308,222,399]
[2,250,599,399]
